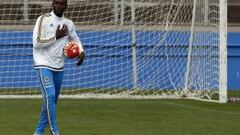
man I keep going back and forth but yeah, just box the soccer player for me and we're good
[32,0,85,134]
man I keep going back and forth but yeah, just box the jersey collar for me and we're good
[51,11,64,20]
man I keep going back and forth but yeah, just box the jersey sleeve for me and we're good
[33,15,56,48]
[68,21,84,52]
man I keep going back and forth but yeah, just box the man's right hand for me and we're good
[56,24,69,39]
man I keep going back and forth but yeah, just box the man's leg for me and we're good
[53,71,64,104]
[34,68,59,135]
[34,96,48,134]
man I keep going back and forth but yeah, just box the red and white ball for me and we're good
[63,41,82,59]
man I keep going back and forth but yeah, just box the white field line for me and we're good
[164,101,240,116]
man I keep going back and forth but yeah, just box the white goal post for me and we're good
[0,0,227,103]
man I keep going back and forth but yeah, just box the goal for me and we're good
[0,0,227,103]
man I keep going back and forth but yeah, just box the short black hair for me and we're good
[53,0,68,4]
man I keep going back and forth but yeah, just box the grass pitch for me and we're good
[0,98,239,135]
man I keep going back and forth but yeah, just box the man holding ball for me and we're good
[32,0,85,134]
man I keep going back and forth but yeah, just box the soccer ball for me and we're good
[63,41,81,59]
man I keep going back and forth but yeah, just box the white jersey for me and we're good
[33,11,83,71]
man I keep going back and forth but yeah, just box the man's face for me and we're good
[52,0,67,17]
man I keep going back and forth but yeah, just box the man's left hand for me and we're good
[76,51,85,66]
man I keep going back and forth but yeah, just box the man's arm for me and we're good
[69,21,85,66]
[33,15,56,48]
[68,22,84,50]
[33,15,69,48]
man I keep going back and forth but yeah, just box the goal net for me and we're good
[0,0,227,102]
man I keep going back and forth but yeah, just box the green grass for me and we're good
[228,90,240,97]
[0,98,240,135]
